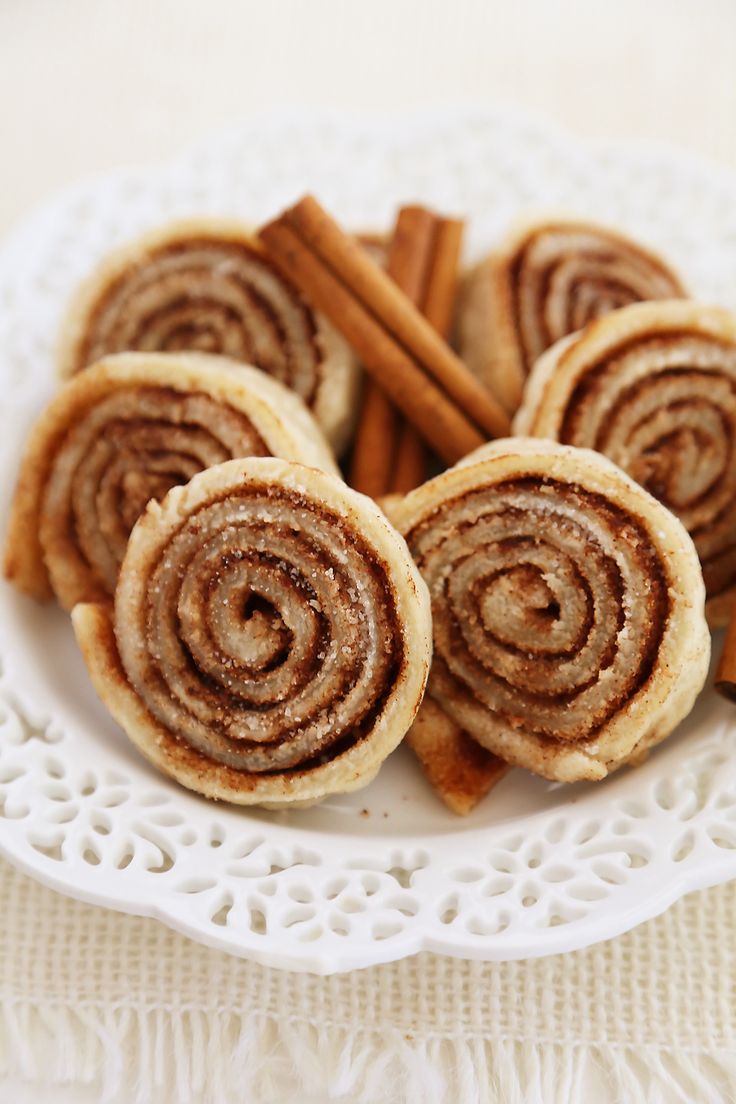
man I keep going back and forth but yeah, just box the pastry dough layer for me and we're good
[391,438,709,783]
[73,457,432,807]
[458,217,684,415]
[516,300,736,624]
[58,219,360,454]
[4,351,338,609]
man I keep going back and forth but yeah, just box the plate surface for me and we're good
[1,107,736,973]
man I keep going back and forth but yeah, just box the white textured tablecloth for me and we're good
[3,2,736,1101]
[0,856,734,1103]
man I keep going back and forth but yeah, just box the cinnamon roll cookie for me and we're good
[4,352,337,610]
[72,457,432,807]
[516,301,736,625]
[458,218,684,415]
[391,439,709,784]
[57,219,360,454]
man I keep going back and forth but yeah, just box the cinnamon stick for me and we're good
[284,196,508,436]
[387,205,437,300]
[350,208,435,496]
[422,217,464,336]
[349,232,392,498]
[349,381,398,498]
[390,426,428,495]
[260,219,484,463]
[715,610,736,702]
[258,197,510,464]
[389,213,465,494]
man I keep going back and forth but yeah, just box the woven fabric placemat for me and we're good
[0,858,734,1103]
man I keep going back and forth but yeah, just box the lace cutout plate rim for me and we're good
[0,105,735,974]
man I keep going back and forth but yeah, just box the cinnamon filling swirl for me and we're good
[116,485,405,773]
[391,439,709,783]
[4,352,338,610]
[560,348,736,602]
[406,478,669,745]
[515,302,736,621]
[510,226,684,373]
[458,220,684,417]
[71,457,432,805]
[78,240,324,407]
[46,385,267,596]
[58,221,360,454]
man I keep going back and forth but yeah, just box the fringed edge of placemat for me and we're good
[0,998,734,1103]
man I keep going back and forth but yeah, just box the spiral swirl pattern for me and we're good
[459,219,684,415]
[72,458,432,806]
[4,352,337,610]
[510,223,683,368]
[58,220,359,453]
[392,440,709,783]
[516,301,736,624]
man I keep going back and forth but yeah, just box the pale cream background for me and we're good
[1,0,736,236]
[1,1,735,1101]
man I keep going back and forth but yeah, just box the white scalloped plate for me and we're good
[1,107,736,974]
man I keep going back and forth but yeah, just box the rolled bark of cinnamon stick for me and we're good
[389,213,466,495]
[389,427,428,495]
[258,219,483,464]
[350,206,436,496]
[349,380,398,497]
[422,217,465,336]
[286,197,501,432]
[258,197,509,465]
[715,611,736,702]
